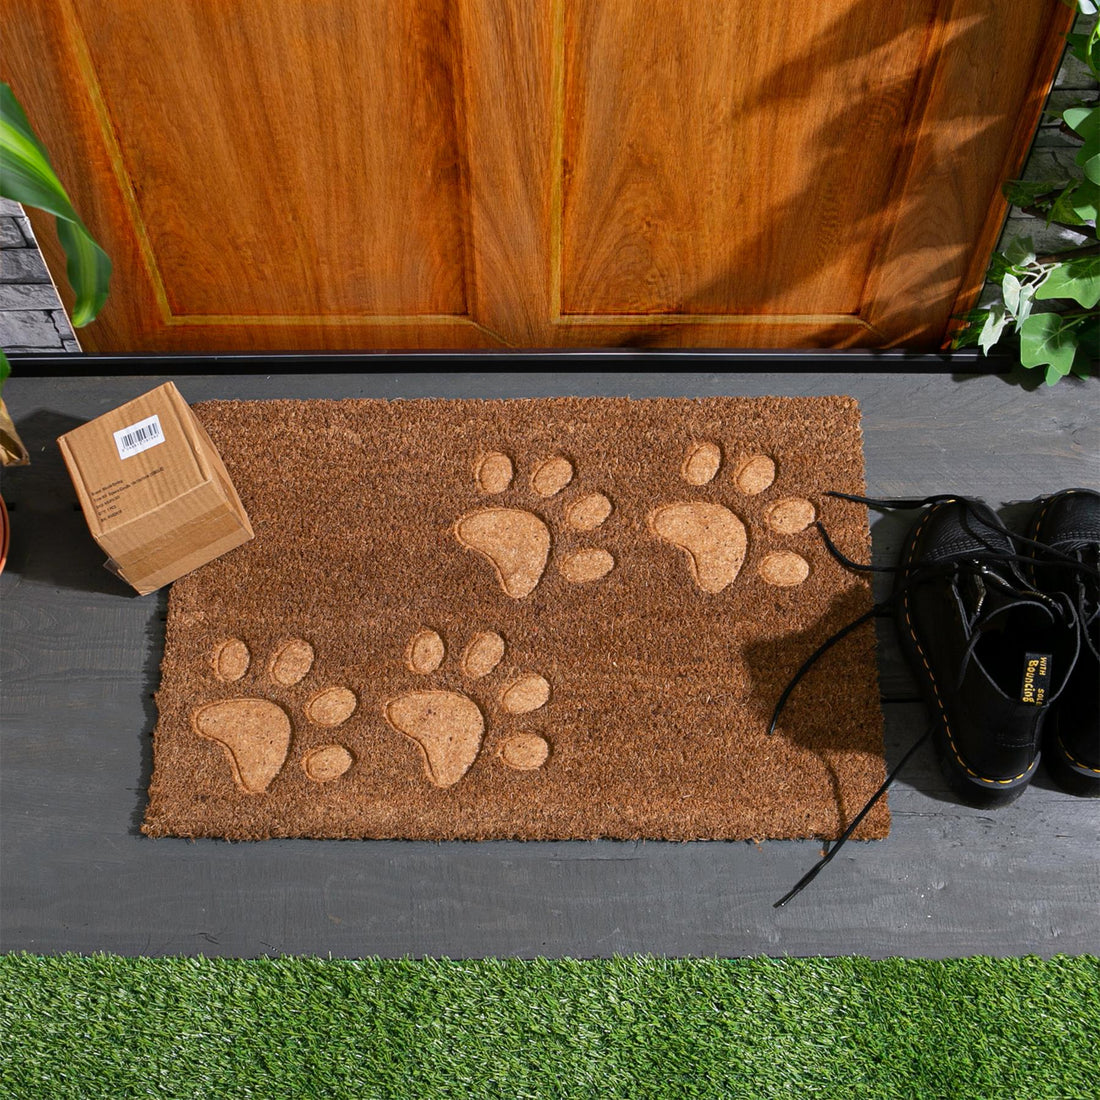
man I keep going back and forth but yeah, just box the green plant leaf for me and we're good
[978,302,1008,354]
[1064,105,1099,140]
[1002,272,1022,315]
[1065,104,1100,183]
[1002,178,1061,210]
[0,85,81,225]
[1068,178,1100,223]
[1015,281,1037,330]
[1072,317,1100,377]
[1067,20,1100,76]
[55,216,111,326]
[1003,236,1036,267]
[0,348,9,393]
[986,251,1016,283]
[949,310,985,349]
[1034,254,1100,307]
[1020,312,1081,377]
[1049,180,1092,225]
[0,82,110,329]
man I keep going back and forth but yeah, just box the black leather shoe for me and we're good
[1028,489,1100,797]
[895,497,1079,806]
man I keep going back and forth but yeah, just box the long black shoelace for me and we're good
[1053,542,1100,664]
[772,492,1096,908]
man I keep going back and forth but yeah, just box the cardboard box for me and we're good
[58,382,253,594]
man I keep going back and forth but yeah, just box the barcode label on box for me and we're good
[113,414,165,460]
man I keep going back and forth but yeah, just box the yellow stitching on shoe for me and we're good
[903,503,1031,787]
[1027,495,1054,574]
[1057,733,1100,774]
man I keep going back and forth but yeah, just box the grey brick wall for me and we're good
[0,196,80,353]
[1,19,1093,354]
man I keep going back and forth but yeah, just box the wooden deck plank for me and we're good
[1,369,1097,958]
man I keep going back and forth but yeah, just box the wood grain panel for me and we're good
[561,0,940,318]
[453,0,554,346]
[864,0,1077,344]
[2,0,500,350]
[70,0,467,318]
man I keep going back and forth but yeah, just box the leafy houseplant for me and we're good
[0,81,111,464]
[952,1,1099,384]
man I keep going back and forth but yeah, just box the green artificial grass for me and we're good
[1,955,1097,1099]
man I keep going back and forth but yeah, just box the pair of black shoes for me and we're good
[770,487,1098,905]
[896,489,1099,805]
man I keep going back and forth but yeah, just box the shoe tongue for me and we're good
[1018,651,1054,706]
[962,566,1068,702]
[961,565,1042,624]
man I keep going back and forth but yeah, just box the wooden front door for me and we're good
[3,1,1072,353]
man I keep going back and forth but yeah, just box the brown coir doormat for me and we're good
[144,397,887,842]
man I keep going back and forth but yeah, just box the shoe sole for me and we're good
[895,503,1037,808]
[1045,732,1100,798]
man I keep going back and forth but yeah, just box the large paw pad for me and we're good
[383,628,553,787]
[193,638,356,793]
[456,452,615,598]
[648,442,816,593]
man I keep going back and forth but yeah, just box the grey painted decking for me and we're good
[1,369,1097,959]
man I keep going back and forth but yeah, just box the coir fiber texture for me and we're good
[144,397,886,841]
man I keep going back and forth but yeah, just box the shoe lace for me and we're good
[773,720,935,909]
[769,493,1081,737]
[772,491,1094,908]
[1077,552,1100,663]
[1035,538,1100,664]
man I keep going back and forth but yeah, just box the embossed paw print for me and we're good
[193,638,357,793]
[647,442,816,593]
[382,628,552,787]
[454,452,615,598]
